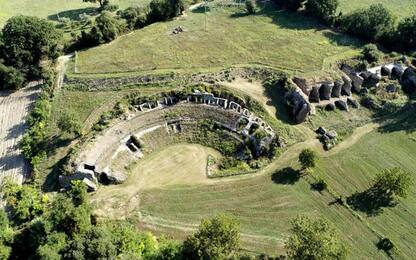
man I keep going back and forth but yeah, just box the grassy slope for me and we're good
[75,5,361,76]
[137,126,416,258]
[0,0,147,26]
[338,0,416,19]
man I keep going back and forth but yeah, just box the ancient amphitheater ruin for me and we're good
[60,91,278,191]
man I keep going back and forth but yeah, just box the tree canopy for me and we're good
[286,215,347,259]
[305,0,339,24]
[183,214,241,259]
[373,167,412,200]
[299,148,318,170]
[0,16,62,79]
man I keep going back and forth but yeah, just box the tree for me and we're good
[340,4,395,42]
[148,0,185,23]
[183,214,241,259]
[396,15,416,52]
[0,210,14,260]
[286,215,347,259]
[299,148,317,170]
[372,168,412,200]
[0,63,25,90]
[57,111,82,136]
[245,0,256,14]
[1,181,48,223]
[1,16,62,79]
[305,0,339,24]
[281,0,304,12]
[90,11,121,43]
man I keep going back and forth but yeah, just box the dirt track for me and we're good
[0,83,40,185]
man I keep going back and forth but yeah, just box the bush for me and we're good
[377,238,395,253]
[245,0,256,14]
[305,0,339,24]
[361,44,382,63]
[57,111,82,136]
[340,4,395,42]
[0,63,25,90]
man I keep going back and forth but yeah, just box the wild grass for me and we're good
[338,0,416,19]
[75,3,362,76]
[0,0,147,26]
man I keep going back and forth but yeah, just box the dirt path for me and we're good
[0,83,41,185]
[56,54,73,92]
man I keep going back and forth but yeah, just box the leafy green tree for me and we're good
[148,0,185,23]
[58,111,82,136]
[305,0,339,24]
[373,168,412,200]
[286,215,347,259]
[119,7,148,29]
[396,15,416,52]
[0,210,14,259]
[1,16,62,78]
[90,11,121,43]
[299,148,317,170]
[245,0,257,15]
[0,63,25,90]
[281,0,304,11]
[47,194,92,236]
[1,182,48,223]
[183,214,240,259]
[340,4,395,42]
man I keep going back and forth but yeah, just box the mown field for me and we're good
[75,4,361,76]
[136,123,416,258]
[0,0,147,26]
[338,0,416,19]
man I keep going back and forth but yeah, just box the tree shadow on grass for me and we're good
[347,187,397,217]
[271,167,301,185]
[263,84,297,125]
[377,103,416,134]
[42,154,71,192]
[48,7,98,21]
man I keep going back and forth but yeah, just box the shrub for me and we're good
[311,178,328,191]
[305,0,339,24]
[377,238,395,253]
[340,4,395,42]
[119,7,148,29]
[245,0,256,15]
[0,63,25,90]
[57,111,82,136]
[361,44,382,63]
[148,0,185,23]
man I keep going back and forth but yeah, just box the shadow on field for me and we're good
[43,153,71,192]
[48,7,97,21]
[271,167,301,185]
[377,103,416,134]
[347,187,397,216]
[264,85,296,125]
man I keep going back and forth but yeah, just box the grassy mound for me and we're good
[75,3,361,76]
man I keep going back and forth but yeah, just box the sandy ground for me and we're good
[0,83,41,185]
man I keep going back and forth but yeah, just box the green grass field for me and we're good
[75,4,361,76]
[338,0,416,19]
[135,124,416,258]
[0,0,147,26]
